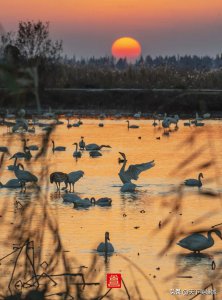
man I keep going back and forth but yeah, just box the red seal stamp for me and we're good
[107,273,122,288]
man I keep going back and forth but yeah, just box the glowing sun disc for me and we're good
[111,37,142,59]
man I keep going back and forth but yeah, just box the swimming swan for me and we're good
[51,140,66,152]
[126,120,139,129]
[184,173,203,187]
[177,229,222,253]
[91,197,112,207]
[73,197,94,208]
[0,179,21,189]
[97,232,114,253]
[73,143,82,158]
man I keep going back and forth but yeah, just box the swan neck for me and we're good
[105,237,108,254]
[207,231,214,245]
[14,157,17,167]
[120,157,127,173]
[15,164,21,173]
[99,145,107,149]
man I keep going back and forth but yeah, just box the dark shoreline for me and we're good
[1,88,222,116]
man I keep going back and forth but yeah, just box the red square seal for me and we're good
[107,273,122,288]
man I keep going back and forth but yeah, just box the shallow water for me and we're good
[0,119,222,299]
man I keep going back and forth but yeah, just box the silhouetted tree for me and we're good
[13,21,62,63]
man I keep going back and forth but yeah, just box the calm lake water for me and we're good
[0,119,222,299]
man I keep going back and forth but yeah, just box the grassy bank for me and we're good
[1,88,222,115]
[0,89,222,116]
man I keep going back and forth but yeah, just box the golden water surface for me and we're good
[0,119,222,299]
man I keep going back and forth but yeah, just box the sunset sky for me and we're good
[1,0,222,57]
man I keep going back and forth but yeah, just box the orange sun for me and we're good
[111,37,142,60]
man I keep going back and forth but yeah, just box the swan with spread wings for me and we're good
[118,152,155,191]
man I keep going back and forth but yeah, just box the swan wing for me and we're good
[68,171,84,182]
[97,242,105,252]
[63,194,81,203]
[56,146,66,151]
[107,242,115,252]
[19,171,38,182]
[184,179,199,186]
[14,152,26,158]
[29,145,38,150]
[6,179,21,188]
[50,172,67,183]
[97,197,112,203]
[121,183,136,192]
[86,144,98,150]
[97,242,114,252]
[126,160,155,180]
[178,233,208,250]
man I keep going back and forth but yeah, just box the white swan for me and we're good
[191,113,204,126]
[52,140,66,152]
[162,119,170,128]
[22,139,39,151]
[177,229,222,253]
[14,163,38,192]
[73,143,82,158]
[85,144,111,151]
[126,120,139,129]
[118,152,155,190]
[27,145,38,151]
[73,197,94,208]
[203,113,211,119]
[65,171,84,192]
[134,112,141,119]
[184,173,203,187]
[89,151,102,158]
[184,120,191,126]
[62,192,81,203]
[79,137,85,150]
[10,148,32,161]
[162,115,179,128]
[50,172,68,191]
[195,112,203,121]
[91,197,112,207]
[161,115,171,134]
[121,183,137,192]
[195,120,205,127]
[170,114,179,126]
[0,147,9,154]
[8,157,19,171]
[97,232,114,253]
[12,118,28,133]
[73,120,80,127]
[0,179,21,189]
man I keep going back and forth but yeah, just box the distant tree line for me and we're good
[65,54,222,71]
[1,21,222,90]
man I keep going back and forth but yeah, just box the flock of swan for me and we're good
[0,110,219,256]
